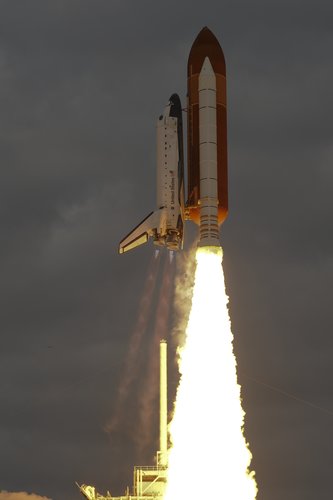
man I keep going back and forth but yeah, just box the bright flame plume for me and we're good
[165,246,257,500]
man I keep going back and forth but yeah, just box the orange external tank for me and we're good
[186,27,228,227]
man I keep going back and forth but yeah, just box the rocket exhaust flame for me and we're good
[164,247,257,500]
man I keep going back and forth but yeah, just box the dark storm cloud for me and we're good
[0,1,332,499]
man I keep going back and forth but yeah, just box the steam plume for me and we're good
[0,492,52,500]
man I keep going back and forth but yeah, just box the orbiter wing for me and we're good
[119,208,167,254]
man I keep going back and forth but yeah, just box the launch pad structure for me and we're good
[78,340,169,500]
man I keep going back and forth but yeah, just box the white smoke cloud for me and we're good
[172,248,196,348]
[0,492,52,500]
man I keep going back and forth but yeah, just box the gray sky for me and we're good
[0,1,332,499]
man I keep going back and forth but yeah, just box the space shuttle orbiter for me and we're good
[119,93,184,253]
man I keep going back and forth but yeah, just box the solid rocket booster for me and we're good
[186,27,228,246]
[197,57,219,246]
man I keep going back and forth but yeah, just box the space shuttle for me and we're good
[119,27,227,254]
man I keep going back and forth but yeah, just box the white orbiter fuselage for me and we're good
[119,94,184,254]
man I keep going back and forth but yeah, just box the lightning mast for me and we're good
[158,339,168,467]
[78,340,169,500]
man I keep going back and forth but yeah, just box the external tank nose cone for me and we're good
[188,27,225,75]
[194,26,220,46]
